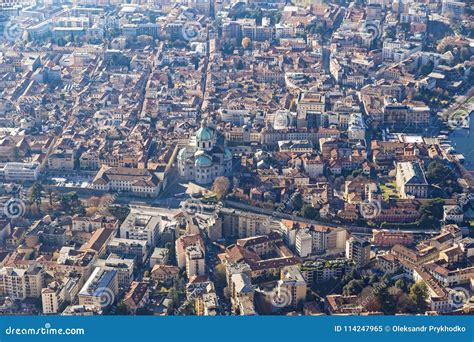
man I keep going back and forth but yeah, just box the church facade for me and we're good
[177,122,233,185]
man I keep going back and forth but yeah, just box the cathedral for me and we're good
[177,121,233,185]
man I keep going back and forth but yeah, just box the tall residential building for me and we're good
[217,208,271,238]
[0,264,44,300]
[295,226,348,258]
[176,234,206,278]
[185,245,206,278]
[276,266,307,309]
[345,236,371,268]
[120,212,160,246]
[78,267,118,310]
[107,238,148,265]
[95,256,134,288]
[42,281,66,315]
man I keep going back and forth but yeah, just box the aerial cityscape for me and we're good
[0,0,472,317]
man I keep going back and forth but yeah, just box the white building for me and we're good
[295,229,313,258]
[0,162,40,181]
[78,267,118,310]
[348,113,366,140]
[0,264,44,300]
[345,236,370,268]
[150,248,169,267]
[92,166,162,197]
[120,213,160,247]
[396,161,428,199]
[185,245,206,278]
[95,256,134,288]
[42,281,66,314]
[108,238,148,265]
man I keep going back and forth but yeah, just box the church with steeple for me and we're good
[177,121,233,185]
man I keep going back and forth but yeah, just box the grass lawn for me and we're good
[380,181,397,201]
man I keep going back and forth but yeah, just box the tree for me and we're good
[290,192,304,211]
[212,176,231,200]
[58,191,85,215]
[376,284,396,314]
[408,281,429,313]
[420,61,434,75]
[420,198,444,219]
[30,182,43,209]
[46,188,55,206]
[426,160,453,185]
[242,37,251,49]
[395,279,409,292]
[213,263,227,290]
[301,205,318,220]
[108,205,131,223]
[389,286,412,313]
[12,146,21,162]
[116,301,129,315]
[460,47,470,62]
[369,274,379,285]
[418,213,436,229]
[165,242,176,264]
[343,279,364,295]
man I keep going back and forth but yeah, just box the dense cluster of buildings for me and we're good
[0,0,472,316]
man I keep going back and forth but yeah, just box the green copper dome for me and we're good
[196,121,213,141]
[195,154,212,167]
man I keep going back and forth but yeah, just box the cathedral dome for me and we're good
[195,154,212,167]
[195,121,213,141]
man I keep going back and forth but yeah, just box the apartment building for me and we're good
[107,238,148,265]
[295,226,348,257]
[120,213,160,247]
[0,264,44,300]
[78,267,118,310]
[218,208,271,239]
[95,256,134,288]
[276,266,307,309]
[345,236,370,268]
[42,278,80,315]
